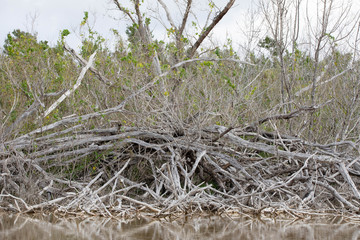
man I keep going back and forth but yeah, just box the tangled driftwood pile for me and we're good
[1,110,360,217]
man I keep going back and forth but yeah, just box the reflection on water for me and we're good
[1,212,360,240]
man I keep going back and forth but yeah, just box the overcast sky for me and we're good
[1,0,359,53]
[0,0,255,51]
[1,0,120,49]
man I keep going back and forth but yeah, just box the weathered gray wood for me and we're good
[2,120,360,216]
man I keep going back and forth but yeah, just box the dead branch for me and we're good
[42,50,97,118]
[63,43,113,86]
[187,0,236,58]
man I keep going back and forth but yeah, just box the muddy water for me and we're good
[1,213,360,240]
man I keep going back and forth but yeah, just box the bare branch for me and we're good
[187,0,236,58]
[42,50,97,118]
[63,43,113,86]
[313,180,359,211]
[178,0,192,38]
[112,0,137,24]
[157,0,176,28]
[3,100,40,140]
[295,67,352,97]
[337,161,360,200]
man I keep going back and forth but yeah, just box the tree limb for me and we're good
[63,43,113,86]
[178,0,192,38]
[157,0,176,29]
[187,0,236,58]
[42,50,97,118]
[113,0,137,24]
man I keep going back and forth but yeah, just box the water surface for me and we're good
[1,212,359,239]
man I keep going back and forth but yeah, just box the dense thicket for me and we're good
[1,0,360,217]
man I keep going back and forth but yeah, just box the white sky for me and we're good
[1,0,120,49]
[0,0,254,51]
[1,0,359,53]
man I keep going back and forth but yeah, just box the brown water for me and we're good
[1,213,359,240]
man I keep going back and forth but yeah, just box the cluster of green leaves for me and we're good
[1,30,78,129]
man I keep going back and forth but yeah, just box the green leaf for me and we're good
[81,11,89,26]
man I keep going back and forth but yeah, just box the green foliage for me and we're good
[3,29,51,61]
[258,36,278,56]
[214,47,221,58]
[81,11,89,26]
[126,23,141,49]
[60,29,70,42]
[1,4,359,153]
[0,28,80,133]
